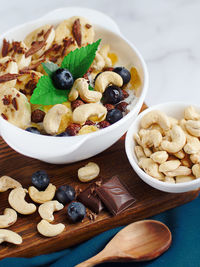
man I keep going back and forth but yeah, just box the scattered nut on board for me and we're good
[0,229,22,245]
[134,106,200,183]
[38,201,64,222]
[8,187,37,215]
[78,162,100,182]
[37,219,65,237]
[0,208,17,228]
[0,176,22,192]
[28,183,56,204]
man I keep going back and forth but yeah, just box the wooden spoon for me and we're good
[76,220,172,267]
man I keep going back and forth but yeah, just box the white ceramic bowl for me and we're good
[125,102,200,193]
[0,7,148,164]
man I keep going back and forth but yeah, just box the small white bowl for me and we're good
[125,102,200,193]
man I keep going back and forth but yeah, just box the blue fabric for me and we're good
[1,196,200,267]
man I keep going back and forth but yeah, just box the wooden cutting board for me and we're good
[0,104,199,259]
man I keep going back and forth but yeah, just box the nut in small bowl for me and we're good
[125,102,200,193]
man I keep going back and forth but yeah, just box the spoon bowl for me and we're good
[76,220,172,267]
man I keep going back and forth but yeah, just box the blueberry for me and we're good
[106,109,123,124]
[52,68,74,90]
[113,67,131,85]
[31,170,50,191]
[55,185,76,205]
[25,127,40,134]
[56,132,69,137]
[102,86,123,104]
[67,202,86,223]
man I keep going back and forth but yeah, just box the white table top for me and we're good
[0,0,199,107]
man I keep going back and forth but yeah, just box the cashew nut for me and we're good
[150,151,168,164]
[164,166,192,177]
[184,134,200,154]
[8,188,36,215]
[43,104,71,135]
[139,158,164,180]
[192,164,200,178]
[94,71,123,93]
[28,184,56,204]
[164,177,175,184]
[141,129,162,148]
[159,160,181,173]
[0,176,22,192]
[38,201,64,222]
[184,106,200,120]
[135,145,145,160]
[37,219,65,237]
[185,120,200,137]
[176,175,195,183]
[68,78,102,103]
[161,125,186,153]
[134,133,153,157]
[92,52,105,70]
[173,150,185,159]
[78,162,100,182]
[72,103,107,125]
[0,208,17,228]
[190,153,200,164]
[140,110,171,131]
[179,118,187,132]
[0,229,22,245]
[143,147,152,157]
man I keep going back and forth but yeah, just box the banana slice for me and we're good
[43,39,78,67]
[24,25,55,59]
[0,87,31,129]
[55,16,94,46]
[0,56,18,88]
[15,70,42,96]
[1,40,31,70]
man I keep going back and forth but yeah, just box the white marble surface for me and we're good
[0,0,199,106]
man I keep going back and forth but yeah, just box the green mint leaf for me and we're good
[61,39,101,79]
[89,85,94,91]
[42,62,59,76]
[30,76,68,105]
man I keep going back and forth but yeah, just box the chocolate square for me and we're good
[96,176,136,216]
[77,184,104,214]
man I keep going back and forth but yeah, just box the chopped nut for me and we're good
[72,19,82,47]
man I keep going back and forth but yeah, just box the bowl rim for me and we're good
[0,8,149,142]
[125,101,200,189]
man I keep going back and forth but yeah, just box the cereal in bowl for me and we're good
[0,16,140,136]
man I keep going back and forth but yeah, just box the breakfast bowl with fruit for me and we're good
[0,7,148,164]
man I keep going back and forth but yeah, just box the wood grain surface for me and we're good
[0,104,199,259]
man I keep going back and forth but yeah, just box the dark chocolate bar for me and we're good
[77,184,104,214]
[96,176,136,216]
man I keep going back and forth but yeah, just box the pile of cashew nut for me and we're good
[0,175,63,245]
[134,106,200,184]
[0,161,100,245]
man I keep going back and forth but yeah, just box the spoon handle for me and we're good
[75,251,109,267]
